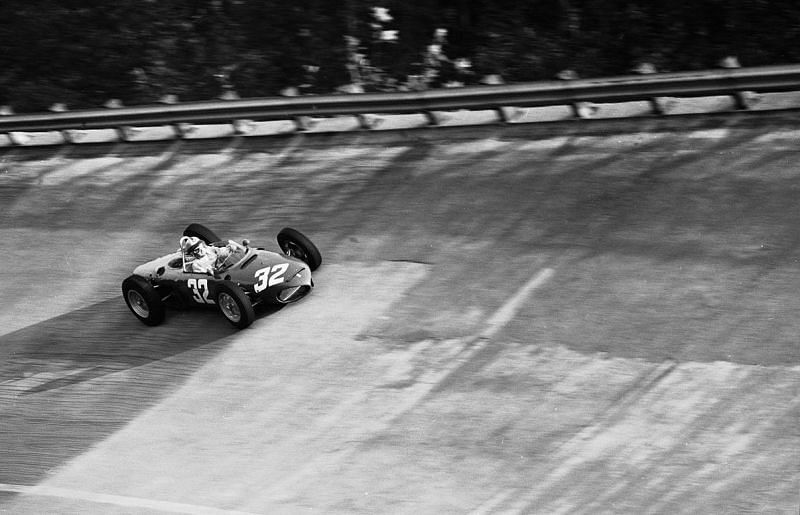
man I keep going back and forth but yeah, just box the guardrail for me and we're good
[2,64,800,142]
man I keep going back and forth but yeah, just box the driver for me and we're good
[180,236,232,274]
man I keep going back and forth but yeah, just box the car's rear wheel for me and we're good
[216,281,256,329]
[122,275,165,326]
[183,223,221,244]
[277,227,322,271]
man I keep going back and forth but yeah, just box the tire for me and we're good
[183,223,221,244]
[122,275,165,326]
[216,281,256,329]
[277,227,322,271]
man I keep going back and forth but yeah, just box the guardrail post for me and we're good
[717,56,760,110]
[424,111,439,126]
[572,101,598,119]
[631,63,669,115]
[557,70,599,119]
[233,119,256,135]
[116,126,142,142]
[356,114,384,129]
[62,129,87,144]
[293,116,318,132]
[495,107,510,123]
[733,90,760,110]
[159,94,179,105]
[172,123,196,138]
[496,106,525,123]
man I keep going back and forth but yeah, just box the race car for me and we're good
[122,223,321,329]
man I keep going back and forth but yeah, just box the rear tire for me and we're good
[122,275,165,326]
[183,223,221,244]
[216,281,256,329]
[277,227,322,271]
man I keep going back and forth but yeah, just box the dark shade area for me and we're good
[2,1,800,111]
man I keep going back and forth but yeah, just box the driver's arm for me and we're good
[213,244,233,268]
[189,253,216,275]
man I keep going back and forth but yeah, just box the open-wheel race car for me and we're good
[122,223,321,329]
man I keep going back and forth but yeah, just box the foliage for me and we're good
[1,0,799,111]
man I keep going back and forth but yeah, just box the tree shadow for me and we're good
[0,296,281,486]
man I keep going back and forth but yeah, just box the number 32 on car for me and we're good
[187,278,215,304]
[254,263,288,293]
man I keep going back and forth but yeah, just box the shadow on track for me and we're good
[0,296,280,485]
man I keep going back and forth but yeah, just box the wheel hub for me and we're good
[283,241,308,262]
[127,290,150,317]
[218,292,241,322]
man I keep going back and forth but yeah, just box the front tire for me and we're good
[277,227,322,271]
[183,223,221,244]
[216,281,256,329]
[122,275,165,326]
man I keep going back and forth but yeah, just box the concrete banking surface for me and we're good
[0,111,798,513]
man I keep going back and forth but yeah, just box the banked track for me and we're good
[0,112,798,513]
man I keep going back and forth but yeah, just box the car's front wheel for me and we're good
[216,281,256,329]
[122,275,165,326]
[277,227,322,271]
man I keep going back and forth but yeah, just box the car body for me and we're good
[122,224,321,329]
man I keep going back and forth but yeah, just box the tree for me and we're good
[1,0,799,112]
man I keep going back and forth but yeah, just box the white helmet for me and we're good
[180,236,202,254]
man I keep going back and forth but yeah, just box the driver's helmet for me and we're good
[180,236,205,259]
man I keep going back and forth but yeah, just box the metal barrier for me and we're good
[2,64,800,141]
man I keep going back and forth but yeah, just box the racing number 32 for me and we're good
[187,278,215,304]
[254,264,288,293]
